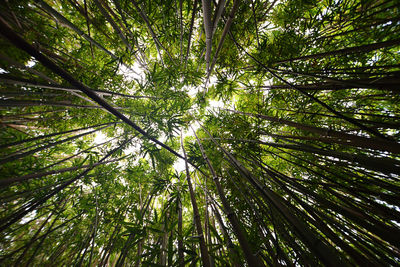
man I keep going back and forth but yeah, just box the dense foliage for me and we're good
[0,0,399,266]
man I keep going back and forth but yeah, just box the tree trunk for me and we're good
[224,108,400,153]
[0,20,189,163]
[0,138,130,233]
[192,127,265,267]
[201,0,213,71]
[208,0,239,78]
[180,132,211,267]
[274,38,400,63]
[197,123,347,266]
[1,157,122,187]
[177,178,184,267]
[0,121,118,149]
[36,0,118,60]
[185,0,199,69]
[0,123,114,165]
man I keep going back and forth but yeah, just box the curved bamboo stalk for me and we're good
[207,0,239,79]
[0,123,114,165]
[0,75,158,99]
[131,0,175,64]
[36,0,119,60]
[0,158,122,187]
[184,0,199,70]
[201,0,213,71]
[196,122,348,267]
[192,126,265,267]
[223,108,400,153]
[274,38,400,64]
[226,32,394,140]
[0,19,188,162]
[180,131,211,267]
[0,138,130,233]
[93,0,134,52]
[0,121,117,149]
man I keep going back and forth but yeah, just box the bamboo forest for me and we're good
[1,0,400,266]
